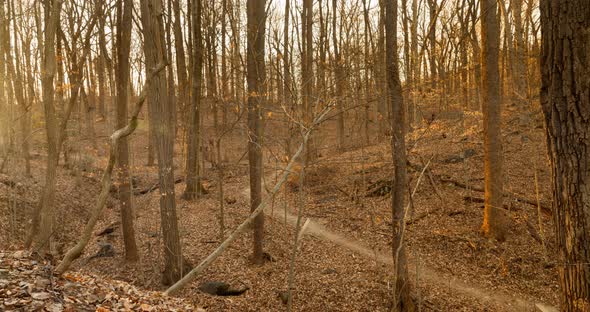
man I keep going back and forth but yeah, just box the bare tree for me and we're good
[246,0,266,265]
[183,0,206,199]
[139,0,187,285]
[26,0,64,252]
[385,0,414,310]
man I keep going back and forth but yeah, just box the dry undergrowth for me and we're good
[0,108,558,311]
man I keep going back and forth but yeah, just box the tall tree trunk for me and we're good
[317,0,327,105]
[97,0,107,121]
[401,0,412,130]
[221,0,229,129]
[332,0,345,150]
[385,0,414,310]
[183,0,206,200]
[246,0,266,265]
[165,0,177,137]
[302,0,315,160]
[362,0,373,140]
[139,0,186,285]
[458,0,470,109]
[115,0,139,262]
[173,0,188,126]
[500,1,513,101]
[4,0,30,176]
[27,0,63,253]
[376,0,387,135]
[0,2,7,155]
[283,0,293,156]
[512,0,525,102]
[427,0,437,90]
[480,0,505,241]
[206,21,219,132]
[540,1,590,310]
[468,0,482,111]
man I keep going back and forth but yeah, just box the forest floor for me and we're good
[0,104,559,311]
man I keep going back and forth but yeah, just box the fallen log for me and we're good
[439,176,552,215]
[134,177,185,195]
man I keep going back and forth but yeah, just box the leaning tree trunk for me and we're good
[540,1,590,310]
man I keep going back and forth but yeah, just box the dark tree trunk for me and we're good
[540,1,590,310]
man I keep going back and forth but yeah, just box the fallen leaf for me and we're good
[31,292,51,300]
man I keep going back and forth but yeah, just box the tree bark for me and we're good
[172,0,188,124]
[3,0,30,176]
[540,1,590,310]
[427,0,437,90]
[480,0,505,241]
[332,0,345,150]
[302,0,315,160]
[115,0,139,262]
[385,0,414,310]
[139,0,186,285]
[97,0,107,121]
[512,0,526,102]
[183,0,206,200]
[27,0,63,253]
[246,0,266,265]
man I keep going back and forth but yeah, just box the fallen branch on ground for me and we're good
[55,62,168,275]
[134,177,184,195]
[440,177,552,215]
[163,107,333,296]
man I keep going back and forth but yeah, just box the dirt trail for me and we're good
[241,177,557,311]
